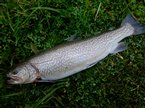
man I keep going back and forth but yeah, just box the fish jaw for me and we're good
[7,74,24,84]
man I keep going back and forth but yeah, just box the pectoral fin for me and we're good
[34,78,55,83]
[111,42,127,54]
[37,80,55,83]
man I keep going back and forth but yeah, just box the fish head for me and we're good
[7,63,38,84]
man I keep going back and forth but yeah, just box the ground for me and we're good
[0,0,145,107]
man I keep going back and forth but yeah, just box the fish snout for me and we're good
[7,73,24,84]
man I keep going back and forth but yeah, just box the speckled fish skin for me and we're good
[30,24,134,81]
[7,14,145,84]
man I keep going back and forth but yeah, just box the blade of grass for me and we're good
[94,2,101,21]
[31,7,60,13]
[31,82,64,108]
[6,9,14,32]
[1,92,23,99]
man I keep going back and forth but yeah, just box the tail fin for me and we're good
[121,14,145,35]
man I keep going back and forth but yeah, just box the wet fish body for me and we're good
[7,14,145,84]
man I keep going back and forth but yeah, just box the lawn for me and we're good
[0,0,145,107]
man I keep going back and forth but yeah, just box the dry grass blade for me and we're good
[94,2,101,21]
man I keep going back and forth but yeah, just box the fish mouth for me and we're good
[7,74,23,84]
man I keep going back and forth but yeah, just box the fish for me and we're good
[7,14,145,84]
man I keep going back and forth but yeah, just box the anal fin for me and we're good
[111,42,127,54]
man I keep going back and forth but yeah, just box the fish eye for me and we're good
[11,70,18,75]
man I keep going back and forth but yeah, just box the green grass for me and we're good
[0,0,145,107]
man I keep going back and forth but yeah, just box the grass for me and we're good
[0,0,145,107]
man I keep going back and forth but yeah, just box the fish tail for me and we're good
[121,14,145,35]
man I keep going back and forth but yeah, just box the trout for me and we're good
[7,14,145,84]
